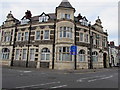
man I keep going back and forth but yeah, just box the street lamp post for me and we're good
[25,10,32,68]
[88,22,93,69]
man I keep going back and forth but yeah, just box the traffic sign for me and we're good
[70,46,77,55]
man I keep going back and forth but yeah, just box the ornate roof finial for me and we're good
[98,16,99,19]
[10,11,12,14]
[105,29,107,32]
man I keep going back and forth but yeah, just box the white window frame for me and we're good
[78,50,85,62]
[92,51,98,62]
[36,31,41,40]
[30,48,35,61]
[15,49,20,60]
[44,30,50,40]
[24,32,29,41]
[41,48,50,61]
[22,49,27,60]
[39,15,49,22]
[17,32,21,41]
[59,27,72,38]
[58,47,72,61]
[21,18,30,25]
[80,32,84,42]
[2,48,10,60]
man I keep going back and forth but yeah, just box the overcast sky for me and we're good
[0,0,119,45]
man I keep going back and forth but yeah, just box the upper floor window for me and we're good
[61,13,70,20]
[80,17,88,26]
[4,32,11,42]
[44,30,49,40]
[84,34,89,42]
[65,14,70,19]
[60,27,72,38]
[17,32,21,41]
[80,33,83,41]
[39,14,49,22]
[21,18,30,25]
[36,31,40,40]
[24,32,29,41]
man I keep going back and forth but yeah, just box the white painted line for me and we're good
[77,75,106,82]
[15,81,60,88]
[80,75,106,80]
[23,71,32,73]
[40,81,60,85]
[88,75,113,82]
[50,85,67,89]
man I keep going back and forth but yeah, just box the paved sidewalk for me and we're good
[2,65,119,74]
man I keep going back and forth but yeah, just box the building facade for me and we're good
[0,0,109,69]
[108,41,119,67]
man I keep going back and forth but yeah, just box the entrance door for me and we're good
[103,53,107,68]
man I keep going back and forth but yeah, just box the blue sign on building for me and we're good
[70,46,77,55]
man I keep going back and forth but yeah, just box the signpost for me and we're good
[70,45,77,70]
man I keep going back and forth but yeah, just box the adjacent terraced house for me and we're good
[0,0,109,69]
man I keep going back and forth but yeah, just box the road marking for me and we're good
[23,71,32,73]
[50,85,67,88]
[88,75,113,82]
[77,75,106,82]
[15,81,60,88]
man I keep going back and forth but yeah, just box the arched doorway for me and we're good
[103,53,107,68]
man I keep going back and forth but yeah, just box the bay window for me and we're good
[59,27,72,38]
[59,47,72,61]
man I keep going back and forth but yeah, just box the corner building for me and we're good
[0,0,109,69]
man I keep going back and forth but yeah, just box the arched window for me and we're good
[41,48,50,60]
[2,48,10,59]
[78,50,85,61]
[92,51,98,62]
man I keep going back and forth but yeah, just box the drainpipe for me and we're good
[11,22,18,66]
[74,23,77,70]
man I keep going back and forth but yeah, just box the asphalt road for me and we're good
[2,67,119,89]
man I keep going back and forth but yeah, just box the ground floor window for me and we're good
[30,49,35,61]
[22,49,27,60]
[2,48,10,60]
[78,50,85,61]
[92,51,98,62]
[15,49,20,60]
[59,47,72,61]
[41,48,50,60]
